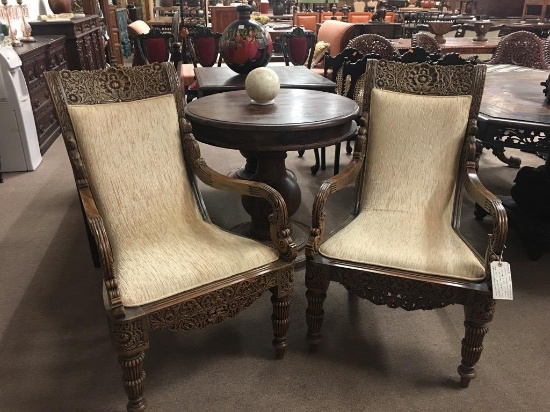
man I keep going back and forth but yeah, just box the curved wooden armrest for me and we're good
[181,124,297,262]
[306,132,367,258]
[464,163,508,262]
[78,186,125,318]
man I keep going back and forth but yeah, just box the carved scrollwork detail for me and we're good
[325,266,469,310]
[466,293,496,323]
[88,216,124,317]
[149,272,280,331]
[305,261,331,292]
[278,267,295,293]
[365,60,486,118]
[482,127,549,154]
[110,319,149,353]
[56,63,174,105]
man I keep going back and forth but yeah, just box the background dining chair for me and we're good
[181,25,223,102]
[488,30,549,69]
[347,11,373,23]
[45,63,296,412]
[305,58,508,388]
[305,47,364,175]
[280,26,317,68]
[132,27,175,66]
[293,12,320,32]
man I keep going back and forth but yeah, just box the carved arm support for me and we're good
[306,132,367,259]
[180,122,297,262]
[463,126,508,272]
[78,186,125,318]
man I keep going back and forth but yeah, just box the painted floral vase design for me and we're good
[221,5,272,75]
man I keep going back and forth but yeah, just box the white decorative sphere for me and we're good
[245,67,280,105]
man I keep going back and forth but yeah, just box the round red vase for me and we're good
[221,5,272,75]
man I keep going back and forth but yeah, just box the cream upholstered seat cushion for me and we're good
[68,95,278,307]
[320,89,485,281]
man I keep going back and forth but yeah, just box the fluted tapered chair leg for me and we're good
[305,262,330,351]
[271,292,291,359]
[119,352,147,411]
[457,294,495,388]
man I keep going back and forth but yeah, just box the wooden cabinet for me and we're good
[15,36,67,154]
[210,6,238,34]
[30,15,107,71]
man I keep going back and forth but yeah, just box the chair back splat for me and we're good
[280,26,317,69]
[305,59,509,389]
[133,27,175,66]
[44,63,296,411]
[183,26,223,102]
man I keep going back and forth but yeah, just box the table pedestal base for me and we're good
[241,151,301,240]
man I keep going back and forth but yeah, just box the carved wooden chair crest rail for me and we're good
[44,63,296,412]
[412,32,441,54]
[305,59,508,388]
[488,30,549,70]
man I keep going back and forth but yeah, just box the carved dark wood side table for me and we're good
[476,65,550,260]
[185,89,358,246]
[477,65,550,168]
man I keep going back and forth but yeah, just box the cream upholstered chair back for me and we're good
[359,61,485,206]
[359,60,486,222]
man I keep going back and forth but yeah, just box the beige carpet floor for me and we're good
[0,135,549,412]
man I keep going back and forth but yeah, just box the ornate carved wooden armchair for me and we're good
[488,30,549,69]
[45,63,296,411]
[280,26,318,69]
[305,59,508,387]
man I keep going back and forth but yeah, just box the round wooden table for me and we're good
[185,89,359,242]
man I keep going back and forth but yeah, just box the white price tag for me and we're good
[490,261,513,300]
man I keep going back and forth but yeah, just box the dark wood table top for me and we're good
[481,67,550,130]
[194,65,336,95]
[185,89,359,152]
[393,37,500,54]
